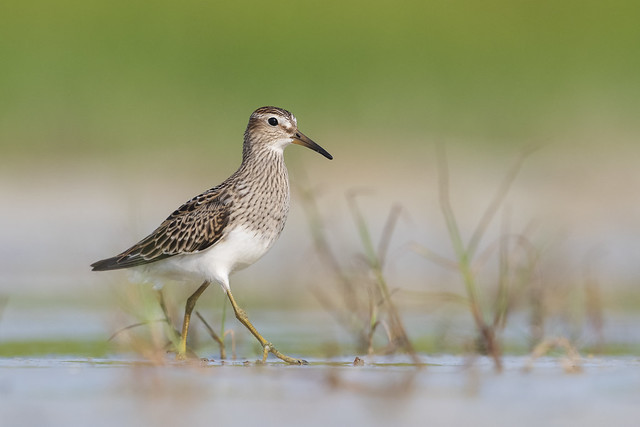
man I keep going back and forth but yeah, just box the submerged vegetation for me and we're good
[302,187,419,362]
[0,339,112,358]
[290,144,611,369]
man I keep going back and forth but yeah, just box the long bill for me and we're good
[292,131,333,160]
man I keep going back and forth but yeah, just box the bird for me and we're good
[91,106,332,364]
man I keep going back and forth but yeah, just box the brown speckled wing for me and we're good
[91,188,231,271]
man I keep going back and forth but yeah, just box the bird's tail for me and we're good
[90,257,125,271]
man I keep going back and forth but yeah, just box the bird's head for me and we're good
[244,106,333,160]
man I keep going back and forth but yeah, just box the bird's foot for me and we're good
[174,343,199,361]
[261,342,308,365]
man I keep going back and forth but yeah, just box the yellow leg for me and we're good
[226,289,307,365]
[177,281,210,359]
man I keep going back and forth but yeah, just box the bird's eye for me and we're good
[268,117,278,126]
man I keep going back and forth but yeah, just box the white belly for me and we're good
[133,225,276,291]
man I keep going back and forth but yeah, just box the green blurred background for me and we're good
[2,0,639,159]
[1,0,639,356]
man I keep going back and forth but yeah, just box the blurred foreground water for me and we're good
[1,354,639,427]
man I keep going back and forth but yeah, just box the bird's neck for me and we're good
[233,140,290,216]
[236,140,288,184]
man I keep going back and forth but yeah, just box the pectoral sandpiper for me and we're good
[91,106,332,364]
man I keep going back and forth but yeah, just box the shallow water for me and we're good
[1,354,639,427]
[2,293,639,426]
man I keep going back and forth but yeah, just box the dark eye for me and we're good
[268,117,278,126]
